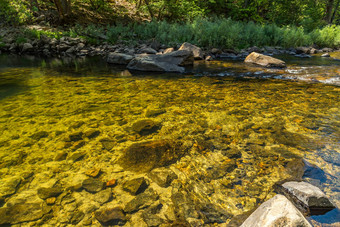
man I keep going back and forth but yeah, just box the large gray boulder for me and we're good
[241,194,312,227]
[107,53,134,65]
[244,52,286,68]
[179,42,204,60]
[278,181,336,215]
[127,50,194,73]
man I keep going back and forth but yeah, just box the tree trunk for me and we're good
[325,0,335,23]
[53,0,72,21]
[330,0,340,23]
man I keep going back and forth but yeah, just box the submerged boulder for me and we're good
[118,140,189,172]
[127,50,194,73]
[179,42,204,60]
[107,53,134,65]
[241,194,312,227]
[277,181,336,215]
[244,52,286,68]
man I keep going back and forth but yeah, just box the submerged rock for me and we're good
[118,140,189,172]
[82,178,105,193]
[124,188,159,213]
[122,177,148,195]
[244,52,286,68]
[131,119,161,135]
[37,187,63,199]
[0,176,21,197]
[107,53,134,65]
[278,181,336,215]
[95,207,127,225]
[240,194,312,227]
[127,50,194,73]
[148,167,178,188]
[0,203,47,225]
[179,42,204,60]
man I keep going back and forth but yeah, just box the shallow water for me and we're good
[0,54,339,226]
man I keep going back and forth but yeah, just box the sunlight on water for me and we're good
[0,54,339,226]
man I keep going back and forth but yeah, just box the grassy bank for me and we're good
[3,18,340,50]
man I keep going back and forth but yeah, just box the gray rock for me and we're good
[322,47,333,52]
[278,181,336,215]
[82,178,105,193]
[296,47,310,54]
[245,52,286,68]
[138,47,157,54]
[0,203,47,224]
[179,42,204,60]
[124,188,159,213]
[122,177,148,195]
[148,167,178,188]
[22,43,33,52]
[95,207,126,225]
[107,53,134,65]
[37,187,63,199]
[240,194,312,227]
[94,188,112,204]
[127,50,194,73]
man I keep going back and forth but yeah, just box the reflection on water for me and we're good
[0,54,339,226]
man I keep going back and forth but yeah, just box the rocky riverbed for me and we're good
[0,54,339,226]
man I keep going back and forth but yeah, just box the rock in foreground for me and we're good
[278,181,336,215]
[127,50,194,73]
[179,42,204,60]
[241,194,312,227]
[244,52,286,68]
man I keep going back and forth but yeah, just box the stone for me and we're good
[84,129,100,139]
[106,179,117,187]
[211,48,222,55]
[131,119,161,135]
[94,188,112,204]
[67,152,85,162]
[22,43,33,52]
[123,177,148,195]
[95,207,126,225]
[46,197,56,205]
[71,140,85,151]
[82,178,105,193]
[30,131,49,140]
[240,194,312,227]
[100,139,115,150]
[145,108,166,117]
[221,148,242,159]
[163,47,174,54]
[54,151,68,161]
[118,140,189,172]
[296,47,310,54]
[107,53,134,65]
[37,187,63,199]
[284,158,304,181]
[67,132,83,142]
[245,52,286,68]
[205,55,213,61]
[0,203,47,225]
[85,168,101,178]
[142,204,165,226]
[0,176,21,197]
[278,181,336,215]
[179,42,204,60]
[124,188,159,213]
[127,50,194,73]
[70,210,85,224]
[321,53,330,57]
[148,167,178,188]
[138,47,157,54]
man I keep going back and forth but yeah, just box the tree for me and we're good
[53,0,71,21]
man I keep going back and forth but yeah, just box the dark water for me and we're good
[0,53,339,226]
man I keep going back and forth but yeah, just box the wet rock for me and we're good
[95,207,127,225]
[71,140,85,151]
[100,139,115,150]
[84,129,100,139]
[70,210,85,224]
[321,53,330,57]
[67,132,83,142]
[46,197,56,205]
[284,158,305,181]
[54,151,68,161]
[85,168,101,178]
[127,50,194,73]
[0,203,48,224]
[94,188,112,204]
[221,148,242,159]
[197,203,232,224]
[22,43,33,52]
[82,178,105,193]
[0,176,21,197]
[118,140,189,172]
[296,47,310,54]
[30,131,49,140]
[142,204,164,226]
[145,108,166,117]
[67,152,85,162]
[179,42,204,60]
[278,181,336,215]
[131,119,161,135]
[37,187,63,199]
[205,159,237,180]
[240,194,312,227]
[245,52,286,68]
[122,177,148,195]
[148,167,178,188]
[171,191,199,219]
[107,52,134,65]
[124,188,159,213]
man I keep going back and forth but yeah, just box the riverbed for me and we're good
[0,53,339,226]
